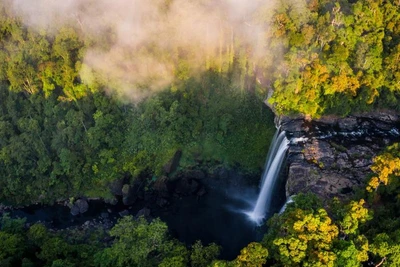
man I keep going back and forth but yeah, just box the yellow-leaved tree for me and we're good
[367,143,400,192]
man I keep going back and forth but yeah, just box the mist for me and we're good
[8,0,277,100]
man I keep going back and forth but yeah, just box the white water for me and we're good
[248,131,289,225]
[260,130,286,189]
[278,195,295,214]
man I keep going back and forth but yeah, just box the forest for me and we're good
[1,0,400,266]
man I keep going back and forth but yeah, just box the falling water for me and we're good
[248,131,289,225]
[260,130,287,189]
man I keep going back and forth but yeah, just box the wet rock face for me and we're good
[283,112,400,201]
[286,139,376,200]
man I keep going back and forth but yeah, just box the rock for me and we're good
[163,150,182,174]
[288,145,303,154]
[119,210,130,217]
[338,117,358,131]
[104,197,118,206]
[70,205,80,216]
[353,158,372,168]
[109,179,124,196]
[315,116,338,125]
[101,212,109,219]
[70,199,89,216]
[336,153,352,169]
[76,199,89,214]
[361,111,400,123]
[286,162,321,196]
[373,121,392,131]
[136,208,151,218]
[286,160,359,200]
[281,118,305,133]
[153,177,170,198]
[122,184,138,206]
[303,140,335,168]
[175,178,199,195]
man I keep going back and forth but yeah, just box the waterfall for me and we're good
[260,130,287,189]
[279,195,295,214]
[248,130,289,225]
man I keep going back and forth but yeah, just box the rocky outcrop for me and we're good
[282,112,400,201]
[286,139,378,200]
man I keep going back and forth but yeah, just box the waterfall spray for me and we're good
[248,130,289,225]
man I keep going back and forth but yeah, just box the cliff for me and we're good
[279,111,400,201]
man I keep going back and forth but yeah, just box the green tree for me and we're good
[95,216,188,267]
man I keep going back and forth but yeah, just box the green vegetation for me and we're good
[0,214,222,267]
[0,74,274,205]
[0,6,275,205]
[267,0,400,117]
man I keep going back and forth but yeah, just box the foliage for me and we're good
[234,242,268,267]
[190,241,221,267]
[368,143,400,192]
[267,0,400,117]
[266,208,339,266]
[211,242,268,267]
[95,216,189,267]
[0,11,275,204]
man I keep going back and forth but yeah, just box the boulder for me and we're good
[70,205,80,216]
[70,198,89,216]
[122,184,138,206]
[104,197,118,206]
[109,179,124,196]
[76,199,89,213]
[163,150,182,174]
[136,208,151,218]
